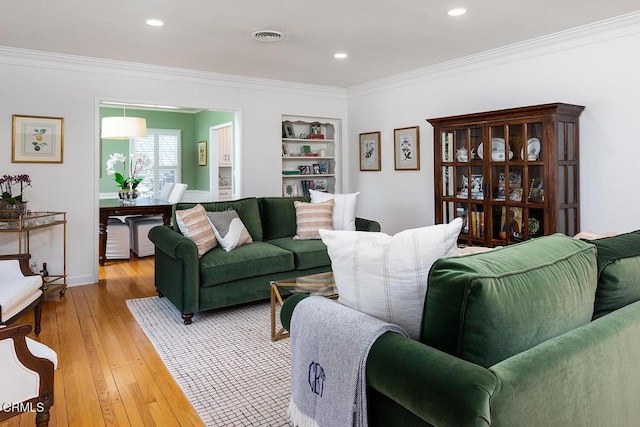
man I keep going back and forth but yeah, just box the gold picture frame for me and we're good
[359,131,381,171]
[12,115,64,163]
[198,140,207,166]
[394,126,420,170]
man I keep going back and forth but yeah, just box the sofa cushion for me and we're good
[423,234,598,368]
[199,242,294,287]
[179,197,263,241]
[267,237,331,270]
[0,275,42,320]
[589,230,640,319]
[319,219,463,339]
[259,196,309,240]
[206,210,253,252]
[293,199,334,240]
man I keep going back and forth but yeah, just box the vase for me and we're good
[118,189,139,205]
[0,200,27,219]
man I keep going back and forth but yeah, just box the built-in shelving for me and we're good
[281,116,340,196]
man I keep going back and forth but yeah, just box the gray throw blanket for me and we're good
[288,296,408,427]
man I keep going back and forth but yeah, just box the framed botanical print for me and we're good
[12,115,64,163]
[394,126,420,170]
[359,131,381,171]
[198,140,207,166]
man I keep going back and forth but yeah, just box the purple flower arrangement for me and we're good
[0,174,32,204]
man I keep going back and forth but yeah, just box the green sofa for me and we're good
[148,196,380,324]
[282,231,640,426]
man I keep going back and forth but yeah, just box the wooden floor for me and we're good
[1,256,204,427]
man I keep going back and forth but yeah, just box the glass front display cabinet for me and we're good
[428,103,584,247]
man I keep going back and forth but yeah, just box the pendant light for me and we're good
[101,105,147,139]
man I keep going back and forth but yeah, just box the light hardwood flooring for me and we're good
[1,256,204,427]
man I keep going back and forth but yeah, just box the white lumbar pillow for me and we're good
[310,189,360,231]
[319,218,463,339]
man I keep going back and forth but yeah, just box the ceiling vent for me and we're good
[250,30,287,42]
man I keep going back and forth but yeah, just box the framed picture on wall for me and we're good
[393,126,420,170]
[198,140,207,166]
[359,131,381,171]
[12,115,64,163]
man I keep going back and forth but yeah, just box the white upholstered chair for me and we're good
[167,183,188,203]
[157,182,175,201]
[0,254,43,336]
[0,323,57,426]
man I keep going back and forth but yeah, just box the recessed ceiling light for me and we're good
[146,19,164,27]
[447,8,467,16]
[334,53,348,59]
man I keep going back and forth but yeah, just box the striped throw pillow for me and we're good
[175,204,218,257]
[293,199,334,240]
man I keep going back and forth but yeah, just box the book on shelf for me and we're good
[300,180,315,197]
[283,170,301,175]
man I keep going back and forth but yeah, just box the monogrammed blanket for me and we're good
[288,296,407,427]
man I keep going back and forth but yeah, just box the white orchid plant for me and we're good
[106,152,151,190]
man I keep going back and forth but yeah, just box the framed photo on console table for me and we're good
[359,131,381,171]
[394,126,420,170]
[12,115,64,163]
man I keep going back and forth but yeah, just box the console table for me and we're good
[0,211,67,296]
[99,198,172,266]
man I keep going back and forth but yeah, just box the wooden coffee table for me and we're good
[270,272,337,341]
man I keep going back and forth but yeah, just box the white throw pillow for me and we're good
[310,189,360,231]
[319,218,463,339]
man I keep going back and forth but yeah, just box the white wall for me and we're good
[2,13,638,286]
[346,13,640,234]
[0,49,347,286]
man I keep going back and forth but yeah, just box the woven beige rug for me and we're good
[127,297,291,426]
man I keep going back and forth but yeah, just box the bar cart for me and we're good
[0,210,67,296]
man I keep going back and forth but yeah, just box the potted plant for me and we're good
[0,174,31,217]
[105,153,151,202]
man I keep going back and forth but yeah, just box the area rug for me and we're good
[126,296,291,426]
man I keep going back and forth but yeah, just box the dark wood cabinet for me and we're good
[428,103,584,247]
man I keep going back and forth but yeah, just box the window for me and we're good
[131,129,181,197]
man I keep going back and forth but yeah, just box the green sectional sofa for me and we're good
[282,231,640,426]
[148,196,380,324]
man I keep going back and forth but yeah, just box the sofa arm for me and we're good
[368,333,496,426]
[148,225,200,318]
[281,294,497,427]
[148,225,197,259]
[355,217,381,232]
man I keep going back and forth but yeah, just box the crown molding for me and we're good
[348,11,640,98]
[0,46,347,99]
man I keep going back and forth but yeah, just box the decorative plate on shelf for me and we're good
[477,138,512,161]
[521,138,541,161]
